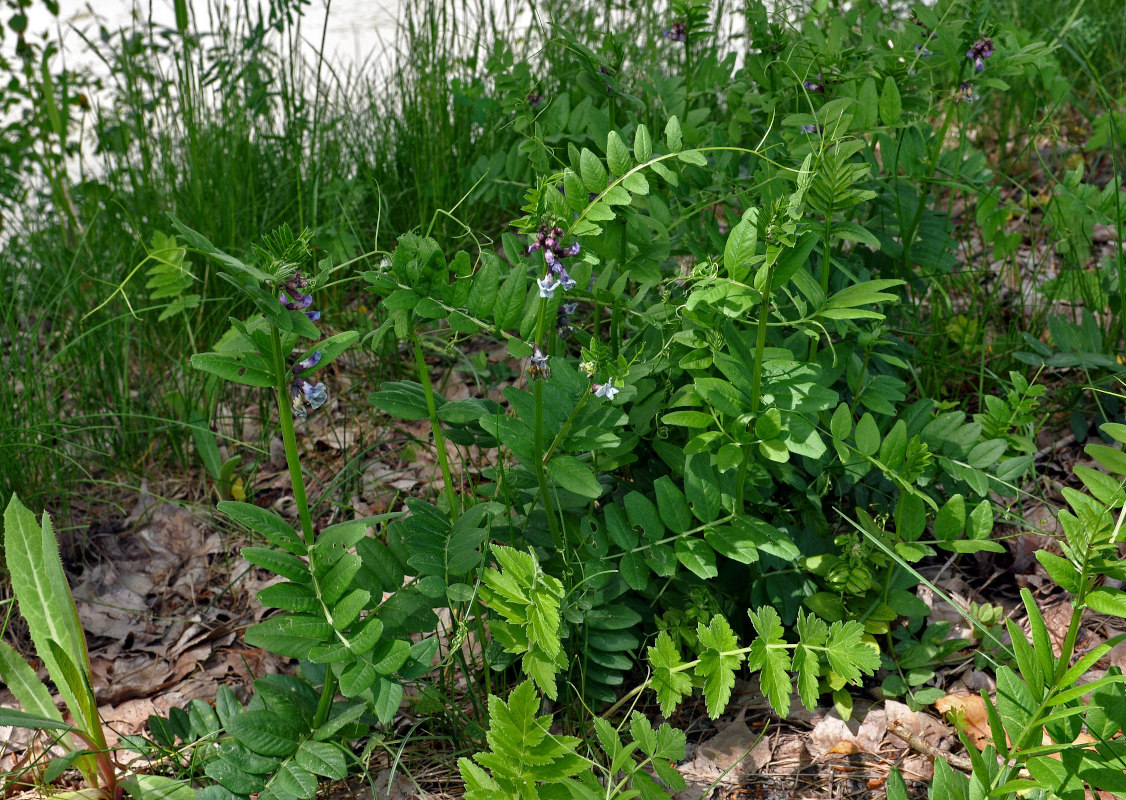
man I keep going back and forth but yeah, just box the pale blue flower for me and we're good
[593,378,620,400]
[538,274,561,298]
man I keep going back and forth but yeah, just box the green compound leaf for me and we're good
[696,615,744,719]
[463,681,585,799]
[647,631,692,717]
[825,620,881,683]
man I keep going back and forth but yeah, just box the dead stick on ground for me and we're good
[887,721,975,773]
[887,721,1033,780]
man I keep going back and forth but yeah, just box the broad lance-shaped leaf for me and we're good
[3,496,106,749]
[191,352,275,387]
[0,640,65,726]
[696,615,744,719]
[292,331,358,376]
[169,213,273,284]
[606,130,631,175]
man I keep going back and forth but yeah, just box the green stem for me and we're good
[737,263,775,511]
[311,670,337,729]
[810,216,833,361]
[409,328,462,520]
[270,325,315,546]
[534,381,564,551]
[542,393,589,465]
[532,301,564,550]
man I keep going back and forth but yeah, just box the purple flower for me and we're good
[552,264,576,291]
[292,377,328,409]
[663,21,686,42]
[803,74,824,92]
[527,92,543,108]
[305,310,321,322]
[800,124,823,134]
[280,290,312,310]
[915,43,932,58]
[295,350,322,373]
[529,225,581,279]
[967,38,993,72]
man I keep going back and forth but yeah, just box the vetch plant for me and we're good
[177,219,445,800]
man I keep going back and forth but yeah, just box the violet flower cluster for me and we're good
[280,270,328,419]
[530,225,581,299]
[967,38,994,73]
[663,20,686,42]
[802,74,824,93]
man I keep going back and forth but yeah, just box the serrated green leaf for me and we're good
[696,615,744,719]
[647,632,692,717]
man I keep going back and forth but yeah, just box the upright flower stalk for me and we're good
[269,267,336,728]
[272,269,325,546]
[528,226,586,550]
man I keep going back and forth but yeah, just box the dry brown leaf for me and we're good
[934,692,993,750]
[695,710,770,773]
